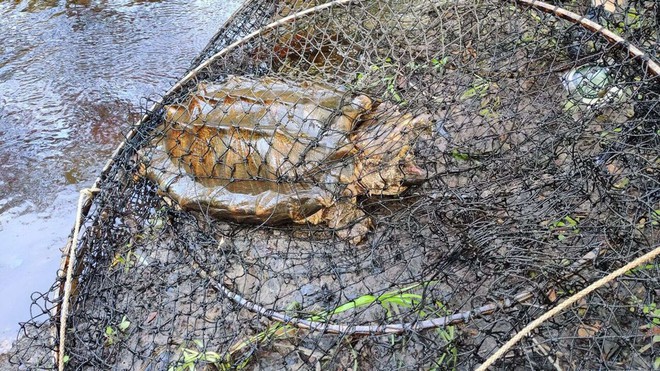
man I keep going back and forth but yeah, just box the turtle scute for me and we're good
[141,75,430,242]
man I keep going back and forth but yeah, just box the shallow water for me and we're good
[0,0,240,346]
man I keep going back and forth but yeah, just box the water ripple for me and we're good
[0,0,240,343]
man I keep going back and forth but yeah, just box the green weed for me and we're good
[104,315,130,346]
[547,215,580,241]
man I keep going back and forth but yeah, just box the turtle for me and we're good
[142,75,429,242]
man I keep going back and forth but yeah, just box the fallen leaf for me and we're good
[145,312,158,324]
[577,322,602,338]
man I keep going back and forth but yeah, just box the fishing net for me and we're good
[11,0,660,369]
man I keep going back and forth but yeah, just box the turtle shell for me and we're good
[144,75,374,223]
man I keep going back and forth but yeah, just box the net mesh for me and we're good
[11,0,660,369]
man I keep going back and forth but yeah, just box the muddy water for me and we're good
[0,0,240,347]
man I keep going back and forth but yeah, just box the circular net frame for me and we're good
[11,0,660,369]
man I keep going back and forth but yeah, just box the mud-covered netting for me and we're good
[11,0,660,369]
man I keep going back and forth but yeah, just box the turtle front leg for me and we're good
[297,198,373,245]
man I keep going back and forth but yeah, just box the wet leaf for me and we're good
[119,316,131,332]
[613,177,629,189]
[146,311,158,324]
[577,322,602,338]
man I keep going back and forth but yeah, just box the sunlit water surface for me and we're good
[0,0,240,348]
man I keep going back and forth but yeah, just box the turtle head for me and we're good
[351,103,430,195]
